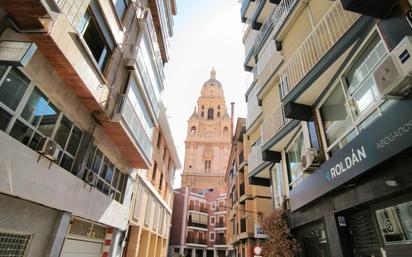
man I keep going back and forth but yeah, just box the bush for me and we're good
[261,209,301,257]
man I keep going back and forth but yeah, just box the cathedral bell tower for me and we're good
[181,69,233,189]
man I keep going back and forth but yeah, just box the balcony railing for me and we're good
[186,237,207,245]
[188,205,209,213]
[248,144,265,174]
[246,84,262,129]
[261,105,291,146]
[215,206,226,212]
[256,50,283,90]
[215,222,226,228]
[187,221,208,229]
[215,237,227,245]
[280,1,360,97]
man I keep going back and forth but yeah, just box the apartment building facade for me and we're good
[0,0,177,257]
[225,118,272,257]
[241,0,412,257]
[169,187,229,257]
[125,104,181,257]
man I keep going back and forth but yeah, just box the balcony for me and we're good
[246,83,262,130]
[215,206,226,213]
[186,237,207,246]
[248,144,269,176]
[239,151,245,165]
[255,50,283,92]
[215,222,226,229]
[215,237,227,245]
[280,1,360,98]
[254,0,298,53]
[188,205,209,214]
[121,96,153,165]
[241,0,258,23]
[187,221,208,229]
[261,105,291,147]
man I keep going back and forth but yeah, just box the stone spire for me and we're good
[210,67,216,80]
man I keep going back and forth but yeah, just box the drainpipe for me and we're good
[230,102,235,141]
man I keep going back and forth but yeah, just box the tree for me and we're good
[261,208,301,257]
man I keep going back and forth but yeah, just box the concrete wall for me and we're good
[0,194,64,257]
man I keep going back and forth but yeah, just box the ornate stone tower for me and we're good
[181,69,233,189]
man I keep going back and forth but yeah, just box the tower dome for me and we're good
[203,67,222,88]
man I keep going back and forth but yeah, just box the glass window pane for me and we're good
[103,183,110,195]
[21,88,49,127]
[96,179,104,192]
[67,125,82,155]
[60,154,74,172]
[54,115,72,148]
[29,132,43,150]
[10,120,34,146]
[113,0,127,18]
[0,108,12,131]
[112,168,120,187]
[117,173,124,191]
[77,9,91,34]
[105,163,114,183]
[0,68,30,111]
[376,201,412,244]
[37,103,59,137]
[100,159,109,180]
[87,144,97,168]
[319,84,353,146]
[0,65,7,79]
[92,149,103,173]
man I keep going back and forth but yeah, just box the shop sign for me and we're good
[254,223,267,239]
[290,99,412,211]
[0,41,37,67]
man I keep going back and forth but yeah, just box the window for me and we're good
[202,105,204,109]
[317,34,388,156]
[157,131,162,148]
[152,162,157,182]
[127,76,154,138]
[204,160,211,172]
[201,111,204,118]
[207,108,214,120]
[210,216,215,225]
[211,201,216,210]
[77,0,114,72]
[217,112,220,117]
[0,231,31,257]
[271,163,283,208]
[190,126,196,134]
[112,0,128,19]
[86,145,127,202]
[286,131,306,189]
[217,105,220,109]
[376,200,412,244]
[159,173,163,190]
[209,232,215,241]
[0,66,83,173]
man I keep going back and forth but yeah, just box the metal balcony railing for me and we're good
[215,206,226,212]
[186,237,207,245]
[215,237,227,245]
[187,221,208,229]
[215,222,226,228]
[248,144,265,174]
[261,105,291,146]
[280,1,360,98]
[188,205,209,214]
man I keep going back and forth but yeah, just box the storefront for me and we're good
[288,96,412,257]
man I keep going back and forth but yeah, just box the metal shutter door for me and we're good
[61,239,103,257]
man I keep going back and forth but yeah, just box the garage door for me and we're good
[61,238,103,257]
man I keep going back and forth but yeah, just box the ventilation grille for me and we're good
[348,210,381,257]
[0,232,31,257]
[69,218,107,240]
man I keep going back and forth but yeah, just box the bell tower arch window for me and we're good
[207,108,214,120]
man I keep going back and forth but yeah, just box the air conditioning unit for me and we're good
[37,137,61,161]
[373,36,412,99]
[84,169,98,186]
[300,148,319,173]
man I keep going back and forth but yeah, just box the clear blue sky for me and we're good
[162,0,248,188]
